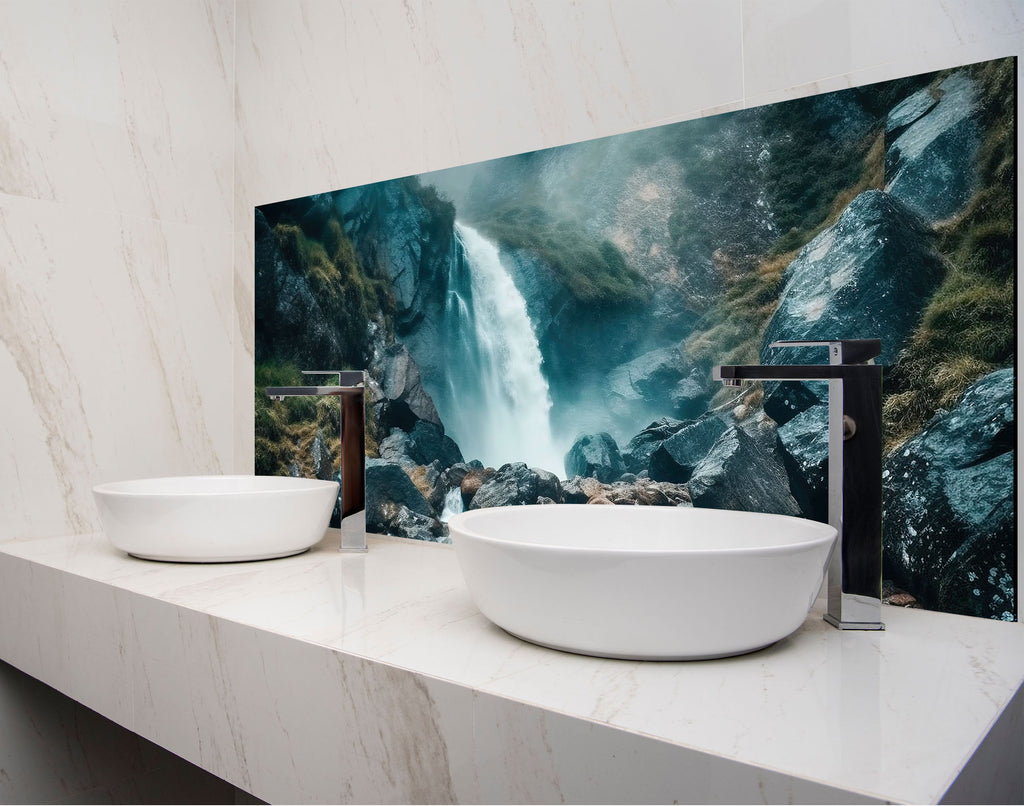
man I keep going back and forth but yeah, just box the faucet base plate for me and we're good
[824,614,886,631]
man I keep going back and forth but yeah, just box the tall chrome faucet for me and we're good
[713,339,884,630]
[264,370,367,553]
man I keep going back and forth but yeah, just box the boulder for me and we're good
[533,467,563,503]
[374,342,442,432]
[365,459,436,535]
[671,368,714,419]
[460,467,496,508]
[469,463,546,509]
[761,190,945,368]
[373,503,448,543]
[377,429,417,468]
[564,432,626,483]
[606,347,686,417]
[776,403,829,521]
[649,416,728,484]
[687,426,801,516]
[372,396,461,474]
[885,72,979,223]
[561,475,606,504]
[886,88,939,137]
[882,368,1015,620]
[621,417,690,475]
[407,420,464,467]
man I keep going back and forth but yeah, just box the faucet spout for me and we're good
[713,339,884,631]
[264,370,367,553]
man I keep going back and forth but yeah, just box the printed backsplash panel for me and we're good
[256,58,1016,620]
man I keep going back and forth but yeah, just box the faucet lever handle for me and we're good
[768,339,880,365]
[301,370,365,387]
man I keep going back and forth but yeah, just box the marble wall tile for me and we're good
[0,193,233,540]
[743,34,1023,110]
[0,0,235,539]
[415,0,743,170]
[0,0,234,229]
[742,0,1024,100]
[234,0,428,209]
[233,227,256,471]
[234,0,743,212]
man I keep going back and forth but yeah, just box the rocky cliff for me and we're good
[761,190,945,367]
[882,368,1015,620]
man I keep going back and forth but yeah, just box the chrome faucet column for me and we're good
[713,339,884,630]
[265,371,367,553]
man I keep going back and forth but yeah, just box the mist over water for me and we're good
[438,223,564,475]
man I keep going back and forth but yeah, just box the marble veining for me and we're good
[0,0,235,544]
[0,532,1020,803]
[0,197,234,540]
[0,1,233,227]
[0,199,100,538]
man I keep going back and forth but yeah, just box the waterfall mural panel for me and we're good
[255,58,1016,621]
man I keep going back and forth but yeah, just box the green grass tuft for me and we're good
[269,214,392,369]
[881,59,1015,450]
[254,359,342,478]
[473,203,646,306]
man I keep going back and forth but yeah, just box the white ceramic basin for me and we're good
[448,504,837,660]
[93,475,339,562]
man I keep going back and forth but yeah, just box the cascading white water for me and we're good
[439,486,465,522]
[440,223,562,474]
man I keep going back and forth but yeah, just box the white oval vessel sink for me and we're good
[448,504,837,660]
[93,476,338,562]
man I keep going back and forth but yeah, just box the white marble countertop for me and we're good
[1,531,1022,804]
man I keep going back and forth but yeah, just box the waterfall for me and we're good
[439,487,465,522]
[438,223,561,474]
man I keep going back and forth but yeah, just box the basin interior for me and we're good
[452,504,832,552]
